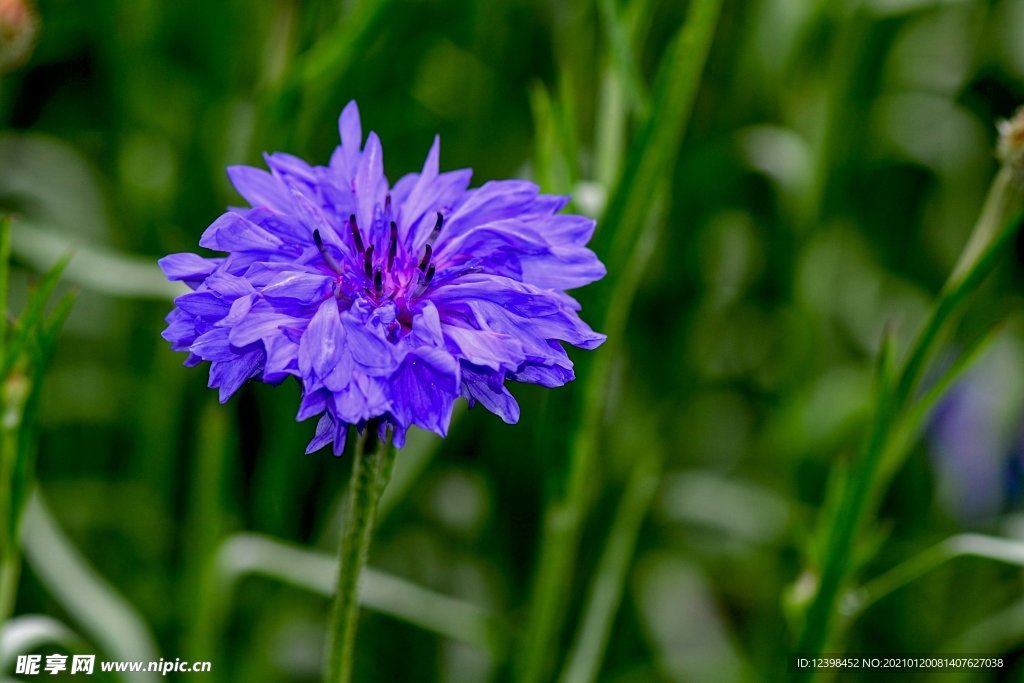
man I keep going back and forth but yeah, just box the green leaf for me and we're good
[0,615,85,670]
[851,534,1024,617]
[10,221,181,301]
[518,2,724,681]
[20,492,161,683]
[205,533,507,658]
[2,250,71,378]
[558,451,661,683]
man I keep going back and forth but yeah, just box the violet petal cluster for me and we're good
[160,102,606,453]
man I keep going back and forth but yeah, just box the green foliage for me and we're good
[5,0,1024,681]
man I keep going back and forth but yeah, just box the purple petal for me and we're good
[443,324,524,371]
[227,300,307,347]
[209,350,264,403]
[332,373,391,424]
[339,101,362,159]
[190,327,237,362]
[227,166,292,211]
[305,413,336,454]
[388,347,460,436]
[175,291,230,320]
[354,132,387,230]
[200,213,284,253]
[261,271,334,304]
[299,298,344,380]
[462,366,520,424]
[158,253,222,288]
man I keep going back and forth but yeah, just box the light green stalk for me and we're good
[516,2,723,682]
[792,108,1024,677]
[0,217,18,629]
[0,371,27,625]
[324,423,395,683]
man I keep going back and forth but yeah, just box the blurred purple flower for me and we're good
[159,102,606,453]
[928,338,1024,522]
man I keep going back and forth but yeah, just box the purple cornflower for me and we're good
[159,102,606,453]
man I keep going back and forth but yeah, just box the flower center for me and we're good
[312,207,445,313]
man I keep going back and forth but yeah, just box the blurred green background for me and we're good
[4,0,1024,681]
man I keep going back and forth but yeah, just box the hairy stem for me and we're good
[324,422,395,683]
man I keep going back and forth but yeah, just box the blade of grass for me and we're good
[272,0,397,151]
[202,532,507,659]
[518,3,722,681]
[182,399,236,662]
[593,0,722,279]
[792,196,1024,672]
[597,0,650,117]
[20,491,160,683]
[0,268,73,633]
[0,615,84,670]
[9,222,181,301]
[0,216,10,363]
[1,252,70,378]
[878,322,1004,482]
[11,289,75,514]
[851,534,1024,615]
[558,450,661,683]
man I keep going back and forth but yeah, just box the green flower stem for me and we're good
[0,219,11,622]
[183,400,235,662]
[0,216,10,362]
[325,422,395,683]
[0,371,27,628]
[0,555,19,627]
[792,162,1024,676]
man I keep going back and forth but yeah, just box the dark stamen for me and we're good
[427,211,444,244]
[418,244,433,271]
[348,214,365,253]
[364,244,374,278]
[387,221,398,270]
[411,262,438,299]
[313,229,343,272]
[373,266,383,293]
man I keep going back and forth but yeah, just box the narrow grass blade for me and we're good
[0,216,10,363]
[558,451,661,683]
[597,0,651,116]
[851,534,1024,616]
[879,323,1004,482]
[182,400,235,662]
[593,0,723,281]
[1,252,70,377]
[0,615,84,670]
[9,222,181,301]
[518,3,723,681]
[20,492,160,683]
[209,532,507,659]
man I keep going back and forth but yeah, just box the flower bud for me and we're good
[998,106,1024,178]
[0,0,38,74]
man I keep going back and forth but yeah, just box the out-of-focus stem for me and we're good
[0,371,27,627]
[324,422,394,683]
[516,2,722,681]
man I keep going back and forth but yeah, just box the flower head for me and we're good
[160,102,606,453]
